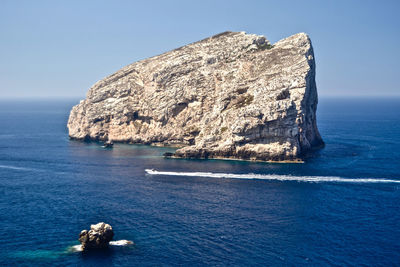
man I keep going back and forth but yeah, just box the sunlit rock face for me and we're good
[68,31,323,162]
[79,222,114,250]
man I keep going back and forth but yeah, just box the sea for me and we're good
[0,97,399,266]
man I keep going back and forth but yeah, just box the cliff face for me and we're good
[68,31,323,161]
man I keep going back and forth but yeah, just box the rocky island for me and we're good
[79,222,114,250]
[68,31,323,162]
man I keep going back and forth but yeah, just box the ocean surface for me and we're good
[0,98,399,266]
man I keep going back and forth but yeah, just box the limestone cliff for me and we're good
[68,31,323,161]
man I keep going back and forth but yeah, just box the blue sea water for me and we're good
[0,98,399,266]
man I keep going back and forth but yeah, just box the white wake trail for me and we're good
[145,169,400,184]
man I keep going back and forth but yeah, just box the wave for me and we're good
[68,240,134,252]
[0,164,35,171]
[69,245,83,252]
[145,169,400,184]
[109,240,134,246]
[0,164,67,175]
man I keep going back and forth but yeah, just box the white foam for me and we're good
[109,240,134,246]
[69,245,83,252]
[145,169,400,184]
[68,240,133,253]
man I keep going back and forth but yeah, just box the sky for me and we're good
[0,0,399,98]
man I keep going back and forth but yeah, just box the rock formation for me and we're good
[68,31,323,161]
[79,222,114,250]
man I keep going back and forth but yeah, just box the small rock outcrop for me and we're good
[68,31,323,161]
[79,222,114,250]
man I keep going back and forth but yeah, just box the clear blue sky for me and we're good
[1,0,399,98]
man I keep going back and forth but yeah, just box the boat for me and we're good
[102,140,114,148]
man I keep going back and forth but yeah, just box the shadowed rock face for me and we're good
[68,31,323,162]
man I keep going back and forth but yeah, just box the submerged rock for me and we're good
[79,222,114,250]
[68,31,323,161]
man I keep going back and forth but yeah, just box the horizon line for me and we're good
[1,94,400,100]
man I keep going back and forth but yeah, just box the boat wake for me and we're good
[145,169,400,184]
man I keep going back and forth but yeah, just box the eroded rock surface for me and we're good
[68,31,323,161]
[79,222,114,250]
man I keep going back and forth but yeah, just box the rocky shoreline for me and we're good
[163,152,305,163]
